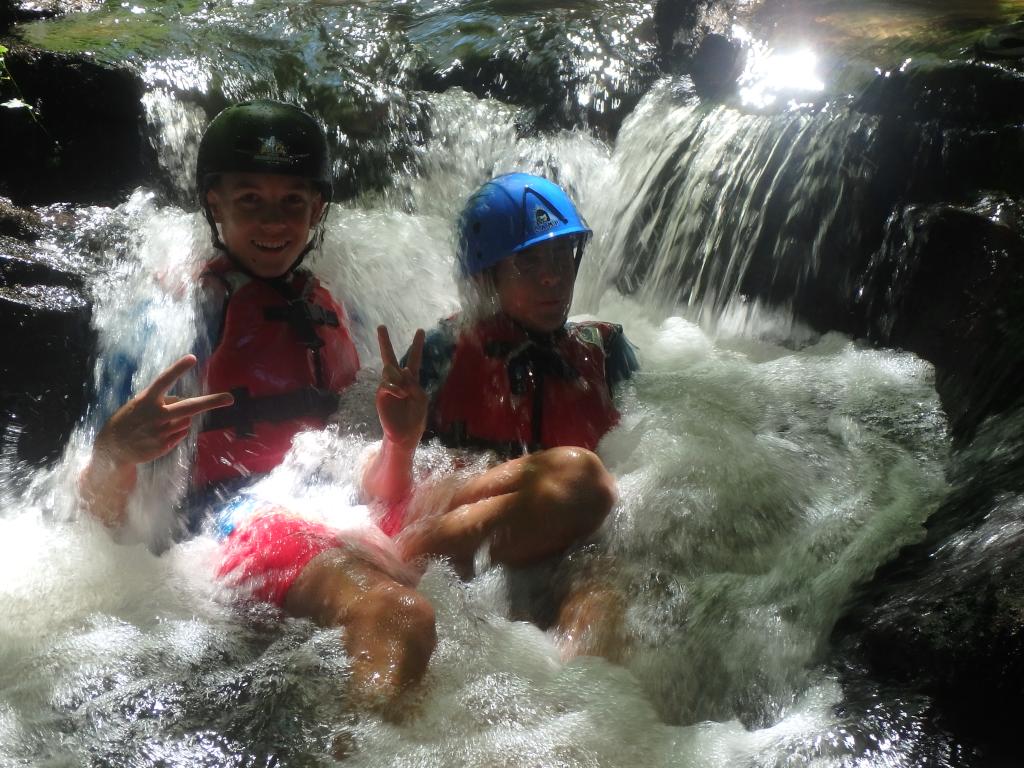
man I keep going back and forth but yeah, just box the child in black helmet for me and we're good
[79,100,434,706]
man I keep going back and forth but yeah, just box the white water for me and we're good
[0,87,950,766]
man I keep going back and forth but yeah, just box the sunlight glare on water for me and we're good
[734,26,826,110]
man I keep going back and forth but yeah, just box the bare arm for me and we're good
[79,354,233,527]
[361,326,426,504]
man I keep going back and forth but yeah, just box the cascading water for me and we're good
[585,85,879,314]
[0,77,959,766]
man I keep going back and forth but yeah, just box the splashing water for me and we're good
[0,86,951,766]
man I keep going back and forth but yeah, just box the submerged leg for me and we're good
[552,560,629,663]
[398,446,616,571]
[284,547,437,710]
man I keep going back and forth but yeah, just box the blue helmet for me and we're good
[456,173,592,277]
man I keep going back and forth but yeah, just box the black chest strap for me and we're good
[263,275,339,351]
[201,386,341,438]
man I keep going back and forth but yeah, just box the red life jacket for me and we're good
[427,314,621,455]
[195,257,359,487]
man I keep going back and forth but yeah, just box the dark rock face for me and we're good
[0,45,159,207]
[688,32,746,98]
[854,59,1024,130]
[0,42,146,464]
[827,61,1024,764]
[862,198,1024,441]
[0,0,46,34]
[1,1,738,204]
[847,62,1024,441]
[654,0,736,77]
[0,0,77,29]
[0,196,43,240]
[816,61,1024,351]
[0,229,94,465]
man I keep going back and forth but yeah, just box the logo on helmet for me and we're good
[534,207,554,230]
[253,136,306,165]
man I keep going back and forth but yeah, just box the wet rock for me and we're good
[802,58,1024,765]
[1,0,31,31]
[976,21,1024,62]
[5,0,663,182]
[1,0,98,28]
[654,0,736,74]
[833,407,1024,763]
[845,62,1024,224]
[853,58,1024,127]
[0,44,159,207]
[843,63,1024,410]
[409,2,661,139]
[17,0,101,16]
[861,197,1024,441]
[689,32,746,98]
[0,196,43,240]
[0,233,94,465]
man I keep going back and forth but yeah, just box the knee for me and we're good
[361,582,436,641]
[391,587,437,657]
[538,447,617,529]
[357,583,437,672]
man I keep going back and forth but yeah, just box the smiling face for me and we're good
[491,236,578,333]
[205,172,325,278]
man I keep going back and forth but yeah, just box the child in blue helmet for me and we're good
[79,100,435,708]
[392,172,638,657]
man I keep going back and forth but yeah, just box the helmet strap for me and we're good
[290,202,331,272]
[201,201,227,252]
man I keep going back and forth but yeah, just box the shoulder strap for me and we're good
[598,322,640,388]
[197,264,243,353]
[416,316,461,395]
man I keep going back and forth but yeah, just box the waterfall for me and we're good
[583,80,882,325]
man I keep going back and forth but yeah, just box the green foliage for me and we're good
[0,44,57,147]
[0,43,31,109]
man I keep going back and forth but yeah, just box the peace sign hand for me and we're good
[375,325,427,450]
[94,354,234,468]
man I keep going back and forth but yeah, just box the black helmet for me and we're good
[196,100,333,202]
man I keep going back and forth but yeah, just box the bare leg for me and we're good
[283,547,436,711]
[397,446,616,571]
[553,572,629,663]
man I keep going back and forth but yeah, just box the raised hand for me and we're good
[375,325,427,450]
[94,354,234,468]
